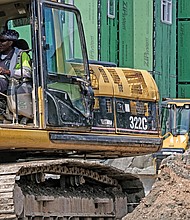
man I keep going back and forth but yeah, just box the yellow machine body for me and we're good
[154,99,190,171]
[0,0,162,161]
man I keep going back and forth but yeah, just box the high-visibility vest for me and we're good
[9,47,31,79]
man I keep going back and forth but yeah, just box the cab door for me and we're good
[37,0,93,129]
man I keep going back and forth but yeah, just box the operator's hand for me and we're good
[0,67,10,75]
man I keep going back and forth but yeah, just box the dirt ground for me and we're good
[123,150,190,220]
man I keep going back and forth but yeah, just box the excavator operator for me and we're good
[0,29,31,93]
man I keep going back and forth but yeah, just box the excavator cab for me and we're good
[0,0,93,127]
[161,101,190,138]
[153,99,190,172]
[43,4,93,128]
[160,99,190,154]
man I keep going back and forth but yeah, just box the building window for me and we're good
[107,0,115,19]
[161,0,172,24]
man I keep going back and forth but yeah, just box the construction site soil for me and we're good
[123,149,190,220]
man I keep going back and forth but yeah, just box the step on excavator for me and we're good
[0,0,162,219]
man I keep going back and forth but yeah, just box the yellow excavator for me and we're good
[0,0,162,219]
[154,98,190,172]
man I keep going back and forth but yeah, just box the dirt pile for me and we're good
[123,150,190,220]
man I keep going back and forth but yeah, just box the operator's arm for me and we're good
[0,66,10,75]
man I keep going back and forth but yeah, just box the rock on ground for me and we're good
[104,154,155,175]
[122,150,190,220]
[104,154,157,195]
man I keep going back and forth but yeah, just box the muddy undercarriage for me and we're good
[0,159,144,220]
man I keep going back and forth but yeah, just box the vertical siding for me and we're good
[178,21,190,82]
[133,0,153,71]
[118,0,153,69]
[99,0,110,62]
[108,0,118,64]
[154,0,176,99]
[74,0,98,60]
[178,0,190,18]
[118,0,133,67]
[72,0,154,70]
[178,85,190,98]
[99,0,118,64]
[177,0,190,98]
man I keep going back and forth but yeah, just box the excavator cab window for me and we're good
[0,17,33,125]
[41,2,93,129]
[161,104,190,136]
[161,106,170,136]
[171,107,190,135]
[0,1,94,128]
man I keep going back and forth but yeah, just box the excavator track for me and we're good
[0,159,144,220]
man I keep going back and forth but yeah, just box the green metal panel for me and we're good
[72,0,118,64]
[118,0,153,69]
[169,75,177,98]
[154,73,176,99]
[154,0,177,99]
[74,0,98,60]
[108,0,118,64]
[154,73,176,100]
[178,21,190,82]
[118,0,133,67]
[154,74,163,98]
[178,0,190,18]
[99,0,110,62]
[133,0,153,71]
[153,76,175,100]
[178,84,190,98]
[99,0,118,64]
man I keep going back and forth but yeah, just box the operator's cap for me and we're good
[0,29,19,41]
